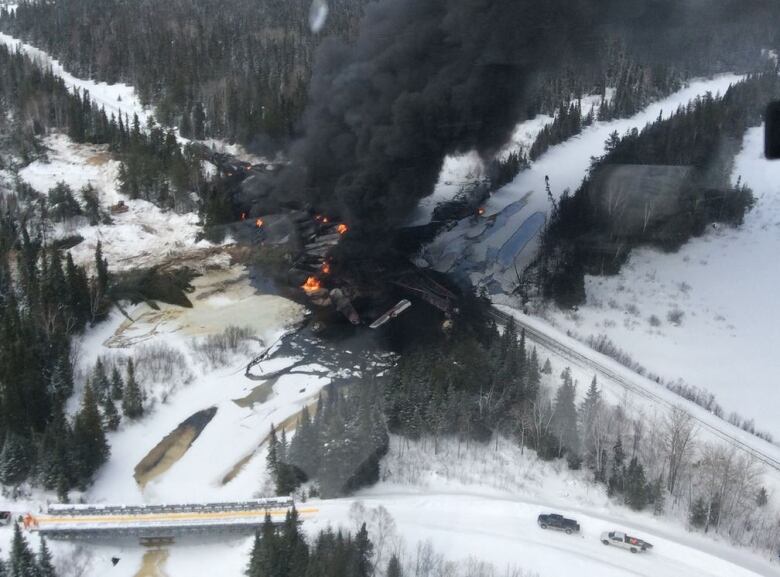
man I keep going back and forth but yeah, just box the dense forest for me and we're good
[0,0,370,144]
[267,380,388,499]
[526,70,780,308]
[2,0,777,149]
[0,45,208,496]
[246,509,374,577]
[0,526,59,577]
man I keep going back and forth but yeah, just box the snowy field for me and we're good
[545,125,780,441]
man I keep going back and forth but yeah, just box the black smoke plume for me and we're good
[242,0,780,233]
[243,0,610,231]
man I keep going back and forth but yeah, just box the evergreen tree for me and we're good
[91,358,110,401]
[623,456,648,511]
[121,358,144,419]
[9,523,37,577]
[386,554,403,577]
[649,476,665,515]
[71,383,109,487]
[0,433,33,487]
[552,368,579,459]
[352,523,373,577]
[579,376,602,469]
[756,486,768,507]
[608,437,625,496]
[689,497,708,528]
[36,538,56,577]
[266,424,279,484]
[110,366,124,401]
[103,397,120,431]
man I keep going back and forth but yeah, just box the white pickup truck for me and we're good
[600,531,653,553]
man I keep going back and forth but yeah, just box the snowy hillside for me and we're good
[544,125,780,441]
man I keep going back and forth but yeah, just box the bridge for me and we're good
[24,497,316,540]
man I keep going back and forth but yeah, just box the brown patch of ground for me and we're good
[134,407,217,487]
[135,549,169,577]
[86,151,111,166]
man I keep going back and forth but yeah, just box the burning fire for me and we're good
[240,212,247,221]
[302,276,322,293]
[477,207,485,216]
[255,218,264,227]
[337,223,349,235]
[321,262,331,274]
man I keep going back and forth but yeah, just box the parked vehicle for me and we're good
[600,531,653,553]
[537,513,580,534]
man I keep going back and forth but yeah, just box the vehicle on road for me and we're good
[537,513,580,534]
[601,531,653,553]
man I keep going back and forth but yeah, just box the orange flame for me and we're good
[255,218,264,227]
[321,262,331,274]
[322,216,329,224]
[240,212,247,221]
[337,223,348,235]
[477,207,485,216]
[302,276,322,293]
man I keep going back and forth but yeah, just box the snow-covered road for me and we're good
[314,492,779,577]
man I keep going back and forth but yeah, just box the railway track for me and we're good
[490,307,780,473]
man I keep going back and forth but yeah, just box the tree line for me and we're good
[0,0,369,145]
[526,70,779,308]
[247,508,375,577]
[0,525,58,577]
[0,44,205,213]
[267,380,388,499]
[4,0,777,151]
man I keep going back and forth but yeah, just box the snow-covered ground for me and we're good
[19,133,212,271]
[423,74,745,292]
[544,125,780,441]
[0,32,153,127]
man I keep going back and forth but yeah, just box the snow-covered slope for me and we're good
[545,125,780,441]
[423,74,745,292]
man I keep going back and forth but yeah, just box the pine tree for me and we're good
[36,538,56,577]
[579,376,602,469]
[756,487,768,507]
[266,424,279,486]
[689,497,708,528]
[92,358,111,401]
[552,368,579,459]
[623,456,648,511]
[9,523,37,577]
[94,240,109,298]
[122,358,144,419]
[71,383,109,487]
[542,358,552,374]
[0,433,33,487]
[649,476,665,515]
[110,366,124,400]
[103,397,120,431]
[386,554,403,577]
[246,514,277,577]
[353,523,373,577]
[608,437,625,496]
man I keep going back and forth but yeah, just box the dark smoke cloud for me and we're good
[246,0,611,230]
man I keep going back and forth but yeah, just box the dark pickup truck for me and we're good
[537,513,580,534]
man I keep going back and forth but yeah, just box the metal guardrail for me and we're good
[26,497,305,539]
